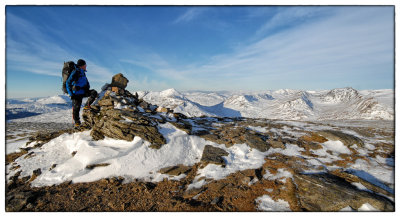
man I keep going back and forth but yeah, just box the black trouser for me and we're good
[71,89,98,124]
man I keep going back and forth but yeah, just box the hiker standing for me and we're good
[66,59,98,128]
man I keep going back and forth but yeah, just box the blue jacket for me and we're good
[66,68,90,96]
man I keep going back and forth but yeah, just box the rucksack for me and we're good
[62,61,76,94]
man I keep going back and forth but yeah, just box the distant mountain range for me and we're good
[137,87,393,120]
[6,87,394,122]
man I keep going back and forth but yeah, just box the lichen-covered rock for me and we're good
[98,96,114,107]
[200,145,229,167]
[294,173,394,211]
[159,164,192,176]
[267,139,285,149]
[111,73,129,89]
[89,109,166,149]
[243,131,270,152]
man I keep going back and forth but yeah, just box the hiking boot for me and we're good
[74,122,81,129]
[83,105,91,110]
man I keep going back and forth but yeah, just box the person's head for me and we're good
[76,59,87,70]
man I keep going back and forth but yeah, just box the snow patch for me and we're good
[195,143,266,184]
[256,195,291,211]
[358,203,379,211]
[322,140,351,155]
[264,168,293,183]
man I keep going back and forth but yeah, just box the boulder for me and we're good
[110,73,129,89]
[243,132,270,152]
[89,110,166,149]
[200,145,229,167]
[294,173,394,211]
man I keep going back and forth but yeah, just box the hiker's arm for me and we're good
[66,70,77,96]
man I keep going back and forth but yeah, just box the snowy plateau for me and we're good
[5,87,395,211]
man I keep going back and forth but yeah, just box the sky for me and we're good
[5,6,394,98]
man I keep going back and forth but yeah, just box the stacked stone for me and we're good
[82,73,167,149]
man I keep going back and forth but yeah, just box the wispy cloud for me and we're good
[6,12,114,82]
[173,8,207,24]
[132,7,394,91]
[253,7,332,40]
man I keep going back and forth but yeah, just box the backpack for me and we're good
[62,61,76,94]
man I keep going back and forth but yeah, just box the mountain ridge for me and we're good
[6,87,393,122]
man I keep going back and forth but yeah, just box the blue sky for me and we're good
[6,6,394,98]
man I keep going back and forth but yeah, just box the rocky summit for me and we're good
[5,74,394,212]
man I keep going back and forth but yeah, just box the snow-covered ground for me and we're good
[6,117,394,211]
[5,88,395,211]
[8,119,393,189]
[6,122,269,188]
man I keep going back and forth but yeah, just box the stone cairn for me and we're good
[82,73,173,149]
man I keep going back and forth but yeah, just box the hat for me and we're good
[77,59,86,67]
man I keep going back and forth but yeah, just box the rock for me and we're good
[200,145,229,167]
[173,112,188,120]
[300,132,328,143]
[6,149,28,165]
[243,132,270,152]
[267,139,285,149]
[82,109,100,128]
[98,96,114,107]
[139,101,149,109]
[170,121,192,135]
[28,168,42,182]
[90,128,105,140]
[294,173,394,211]
[6,191,36,211]
[86,163,110,170]
[330,169,394,199]
[211,196,224,205]
[318,130,364,148]
[159,164,192,176]
[89,110,166,149]
[49,164,57,171]
[111,86,124,95]
[111,73,129,89]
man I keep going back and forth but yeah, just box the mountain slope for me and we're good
[6,88,394,122]
[139,88,393,120]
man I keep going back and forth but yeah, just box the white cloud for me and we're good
[145,7,393,91]
[6,12,114,82]
[254,7,330,37]
[173,8,207,24]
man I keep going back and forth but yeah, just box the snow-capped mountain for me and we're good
[6,88,394,122]
[6,95,73,121]
[138,87,393,120]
